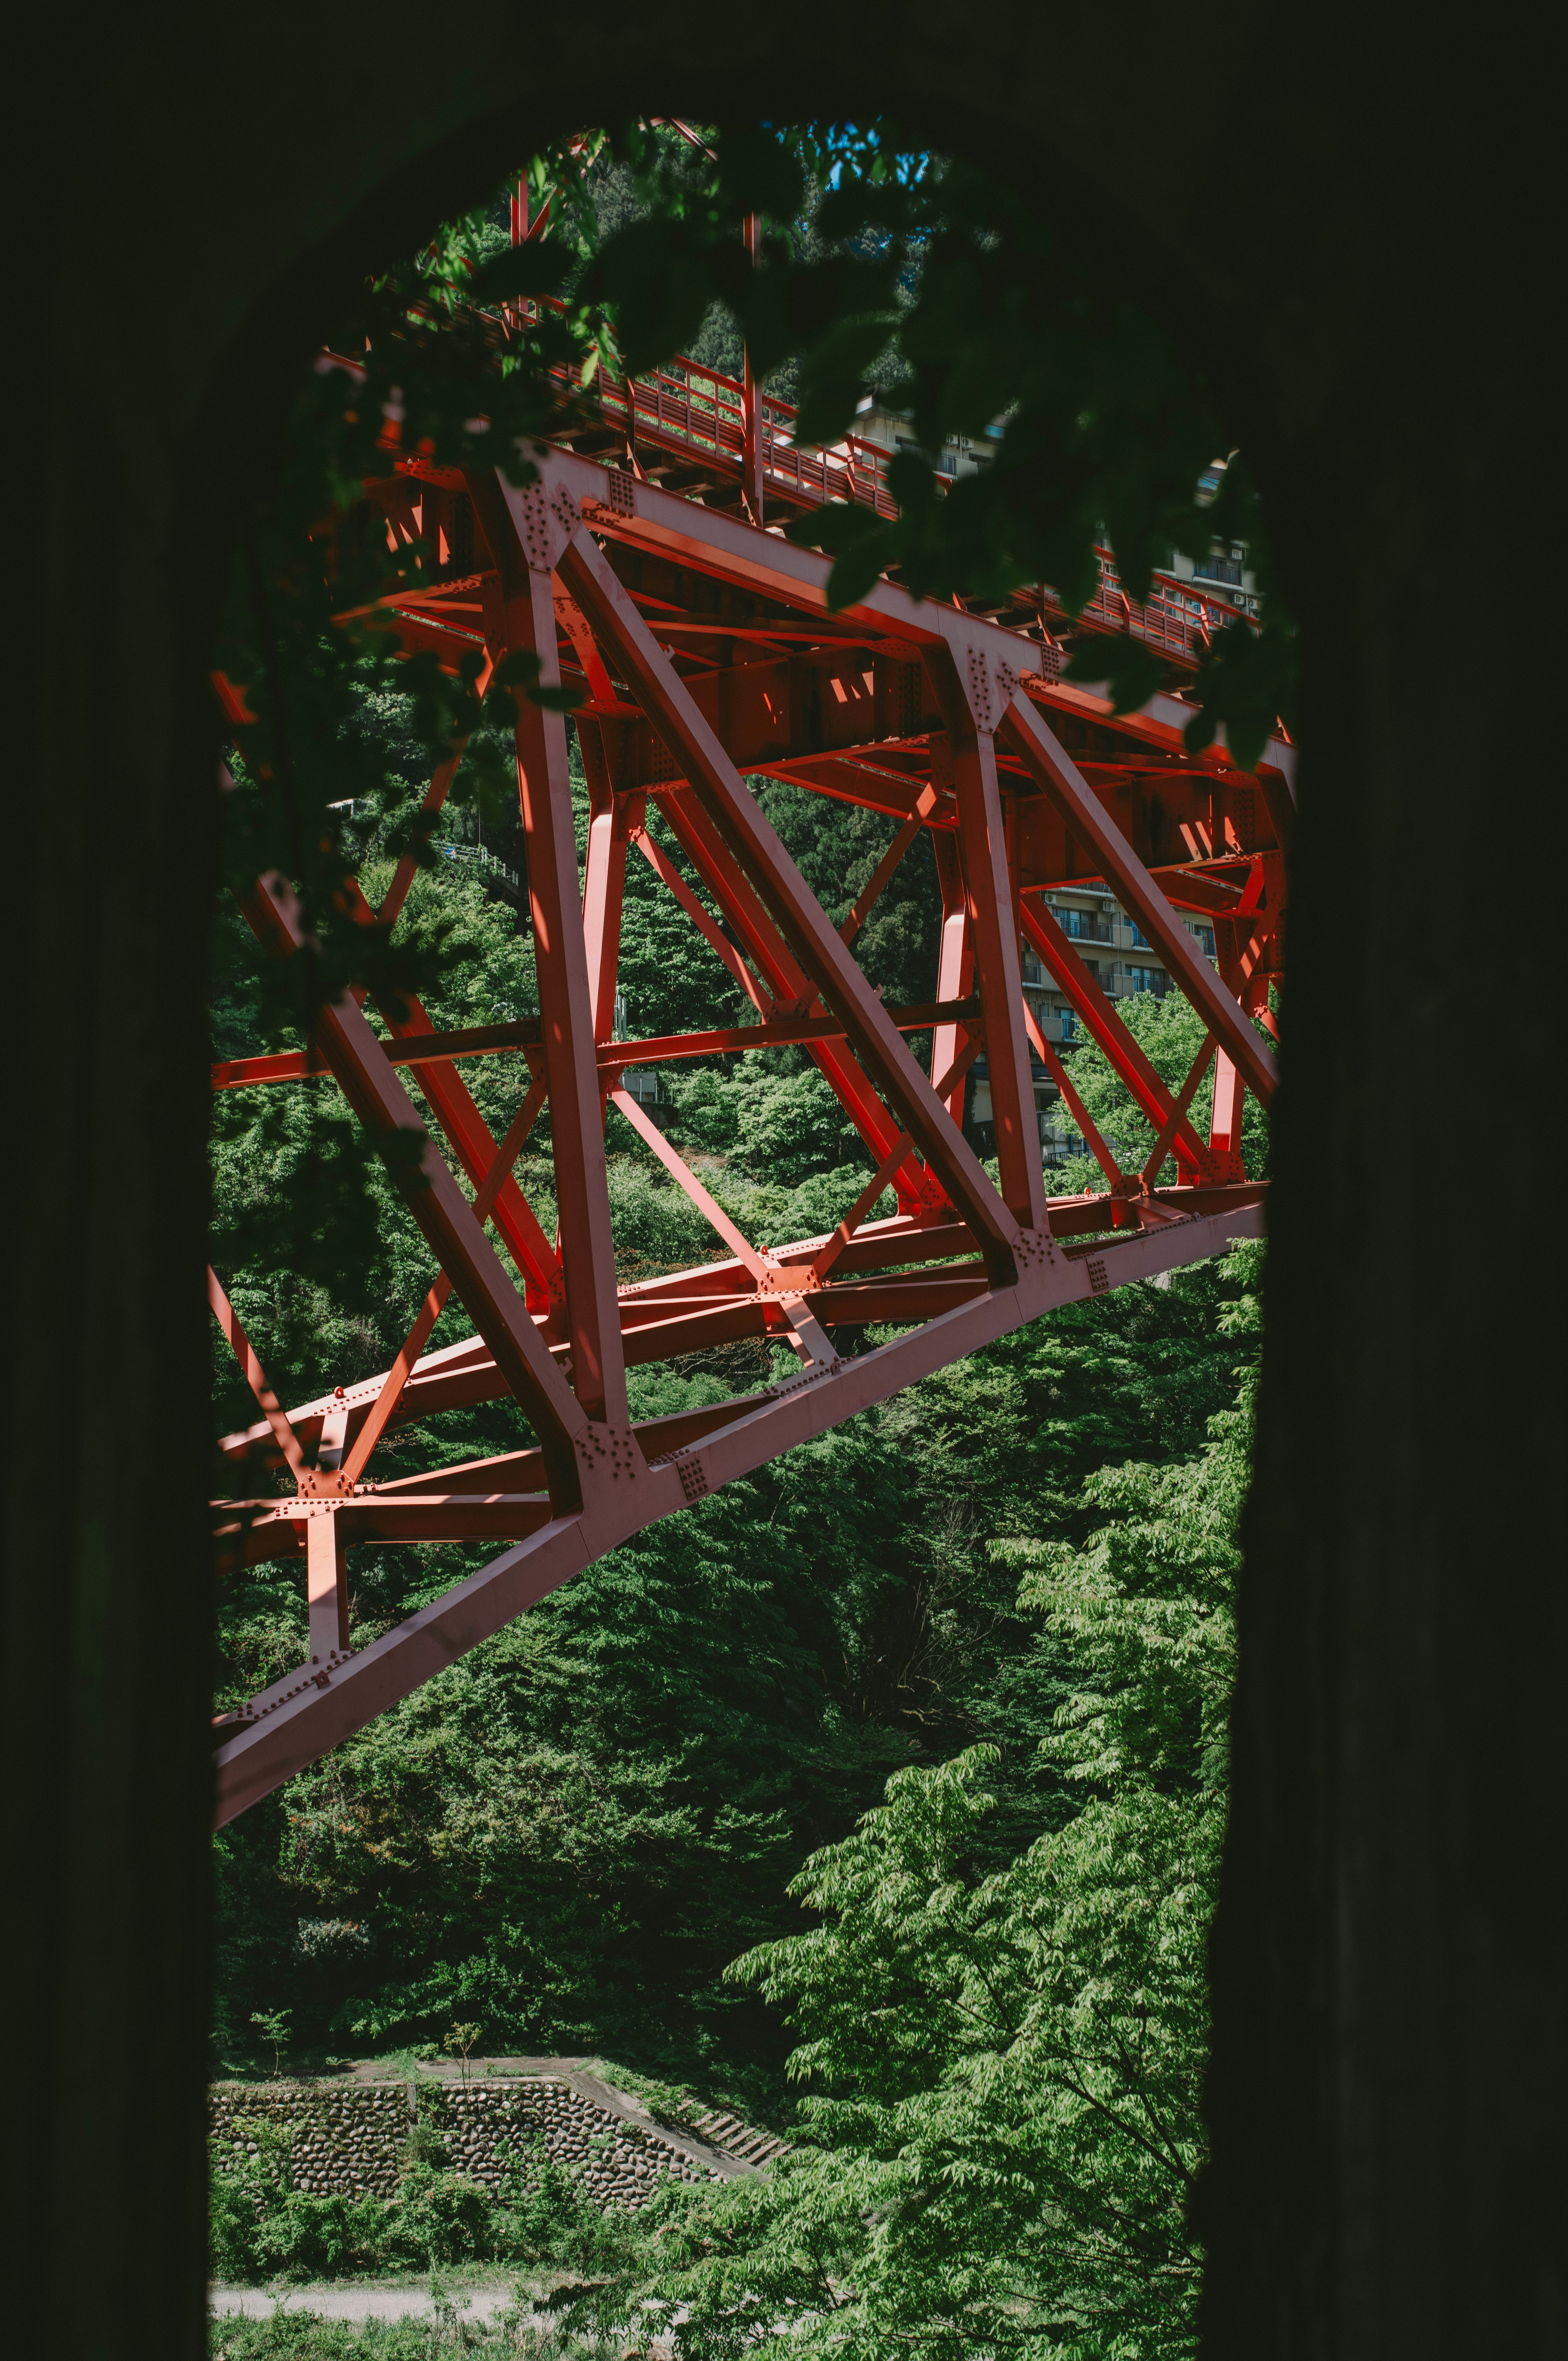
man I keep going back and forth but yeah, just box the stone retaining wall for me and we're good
[209,2073,726,2212]
[211,2081,409,2201]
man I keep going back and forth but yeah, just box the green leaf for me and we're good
[580,217,721,378]
[484,647,583,717]
[466,244,574,303]
[715,127,807,223]
[825,537,897,612]
[783,503,870,554]
[1180,616,1296,770]
[1064,637,1163,715]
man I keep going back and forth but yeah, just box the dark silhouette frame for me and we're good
[6,11,1558,2354]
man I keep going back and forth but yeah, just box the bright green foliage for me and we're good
[213,698,1261,2133]
[207,2307,610,2359]
[209,857,547,1487]
[665,1059,864,1191]
[252,2009,294,2078]
[207,111,1281,2349]
[754,779,942,1014]
[552,1246,1261,2359]
[213,768,1262,2341]
[1047,991,1272,1191]
[209,2098,662,2291]
[574,1768,1213,2358]
[612,808,747,1045]
[210,2113,391,2282]
[214,1263,1254,2107]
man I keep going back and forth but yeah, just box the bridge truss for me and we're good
[211,296,1288,1825]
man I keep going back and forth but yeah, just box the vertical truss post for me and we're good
[1208,853,1272,1177]
[581,762,632,1045]
[1210,1055,1245,1175]
[742,213,764,527]
[555,519,1018,1274]
[306,1512,349,1666]
[930,831,974,1128]
[499,562,628,1430]
[927,650,1047,1232]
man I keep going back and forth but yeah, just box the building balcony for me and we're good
[1052,909,1115,945]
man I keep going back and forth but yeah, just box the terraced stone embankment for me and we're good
[209,2058,771,2213]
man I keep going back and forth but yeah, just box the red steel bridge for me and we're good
[210,216,1287,1824]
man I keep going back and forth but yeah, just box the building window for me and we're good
[1056,905,1112,945]
[1129,919,1151,948]
[1194,551,1244,587]
[1125,965,1169,998]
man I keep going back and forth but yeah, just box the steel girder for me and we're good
[211,439,1285,1825]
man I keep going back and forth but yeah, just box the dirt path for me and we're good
[210,2283,526,2324]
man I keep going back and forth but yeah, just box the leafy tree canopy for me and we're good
[216,115,1290,1031]
[548,1247,1260,2357]
[207,134,1276,2354]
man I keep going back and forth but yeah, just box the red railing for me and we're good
[1080,552,1244,664]
[589,354,1250,664]
[592,356,902,518]
[479,298,1254,665]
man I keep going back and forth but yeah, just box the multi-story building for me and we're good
[968,886,1219,1163]
[1162,462,1263,616]
[848,396,1004,488]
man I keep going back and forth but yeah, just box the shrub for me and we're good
[252,2192,390,2281]
[383,2164,494,2268]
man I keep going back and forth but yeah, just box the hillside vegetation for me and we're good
[210,711,1261,2360]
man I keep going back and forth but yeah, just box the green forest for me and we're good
[207,122,1274,2361]
[212,728,1263,2360]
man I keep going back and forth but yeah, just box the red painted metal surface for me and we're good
[211,261,1288,1822]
